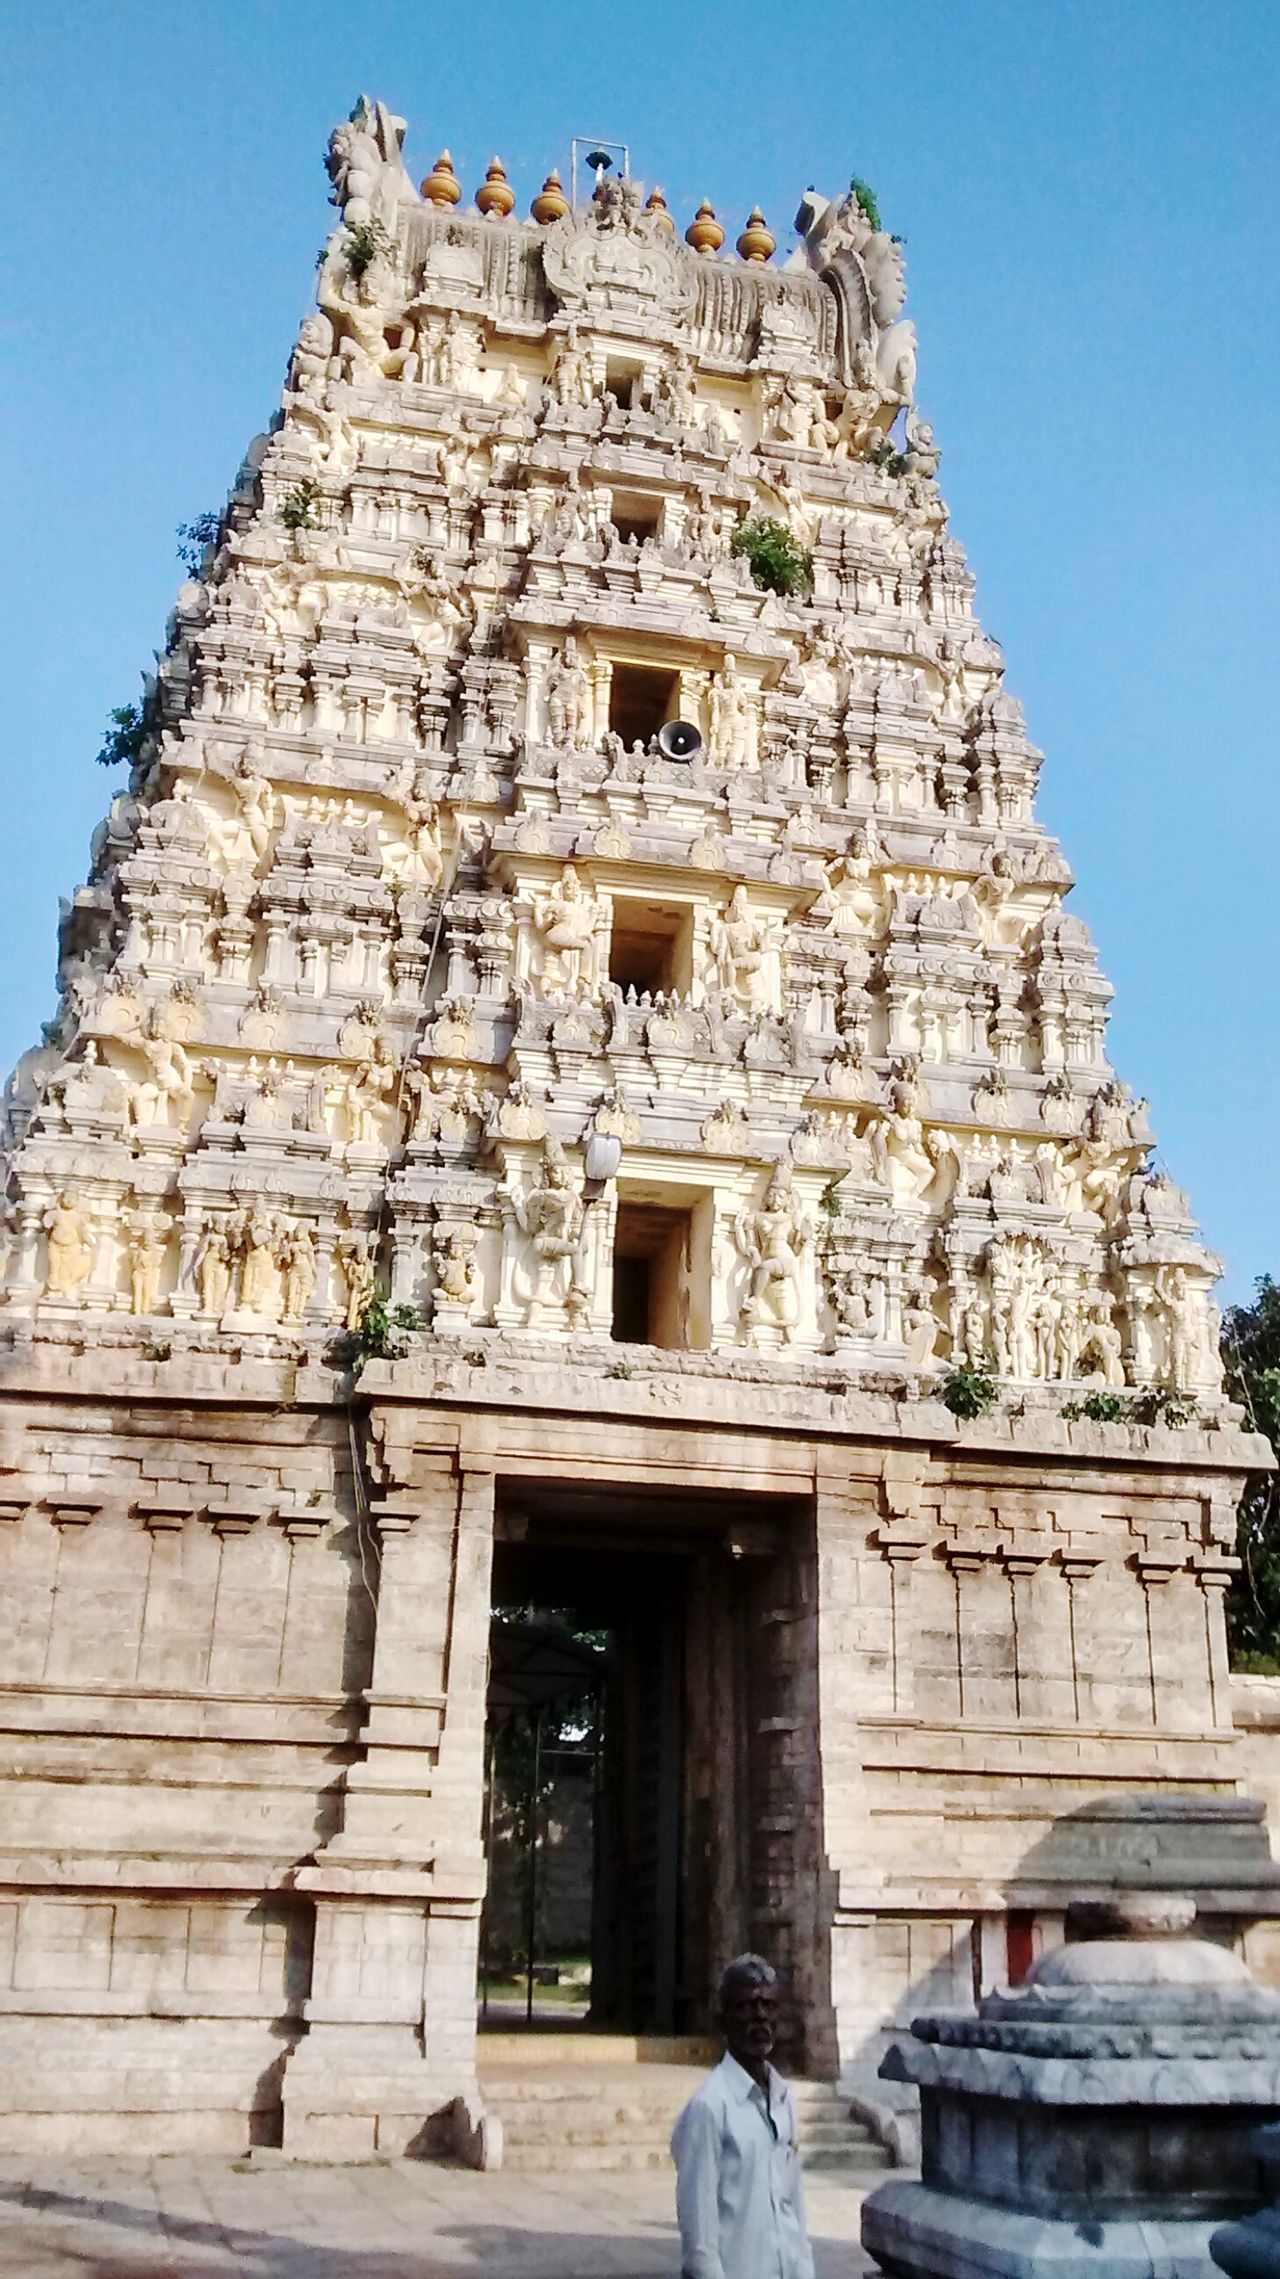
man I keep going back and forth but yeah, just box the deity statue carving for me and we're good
[337,1236,376,1332]
[238,1211,283,1317]
[398,551,470,661]
[288,313,334,398]
[813,838,879,935]
[708,655,757,770]
[709,887,781,1014]
[391,763,446,888]
[868,1057,934,1203]
[209,748,278,871]
[544,638,596,750]
[828,1254,884,1343]
[279,1226,318,1323]
[344,1038,398,1147]
[433,1222,480,1313]
[655,349,699,428]
[43,1193,93,1299]
[903,1285,943,1368]
[125,1207,171,1317]
[1159,1267,1219,1394]
[323,253,418,383]
[1080,1294,1126,1390]
[503,1139,588,1326]
[531,865,605,994]
[550,323,594,411]
[734,1166,811,1343]
[132,1034,197,1131]
[196,1223,232,1318]
[902,408,941,489]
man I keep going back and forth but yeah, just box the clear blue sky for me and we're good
[2,1,1277,1300]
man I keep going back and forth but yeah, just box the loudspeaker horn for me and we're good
[657,718,703,762]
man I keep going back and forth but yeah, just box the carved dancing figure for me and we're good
[735,1167,811,1343]
[506,1140,587,1323]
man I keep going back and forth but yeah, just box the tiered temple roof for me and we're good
[1,96,1223,1405]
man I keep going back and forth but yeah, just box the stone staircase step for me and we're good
[478,2059,892,2174]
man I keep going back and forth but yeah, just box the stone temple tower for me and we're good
[0,97,1272,2161]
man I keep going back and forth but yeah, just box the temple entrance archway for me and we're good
[478,1479,822,2063]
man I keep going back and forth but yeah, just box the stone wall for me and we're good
[0,1338,1269,2152]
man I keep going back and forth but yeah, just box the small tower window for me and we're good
[608,663,678,752]
[608,489,662,547]
[612,1202,694,1349]
[605,359,643,409]
[607,898,693,996]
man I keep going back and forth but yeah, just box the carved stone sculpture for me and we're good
[43,1193,93,1299]
[532,865,604,995]
[734,1165,811,1343]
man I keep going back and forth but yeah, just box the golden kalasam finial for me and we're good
[531,169,570,224]
[421,150,462,208]
[736,207,776,263]
[475,156,516,218]
[685,199,725,256]
[644,187,675,235]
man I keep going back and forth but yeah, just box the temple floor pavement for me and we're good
[0,2155,877,2276]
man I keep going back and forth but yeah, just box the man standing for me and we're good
[670,1954,815,2279]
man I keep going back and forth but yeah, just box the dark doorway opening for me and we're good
[611,1201,694,1349]
[608,663,678,752]
[479,1483,820,2062]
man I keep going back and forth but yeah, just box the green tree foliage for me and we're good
[729,517,814,599]
[342,217,391,280]
[940,1365,998,1420]
[95,703,147,769]
[176,511,222,574]
[277,479,320,531]
[849,176,882,231]
[1222,1276,1280,1669]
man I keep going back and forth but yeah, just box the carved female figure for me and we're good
[735,1167,810,1341]
[239,1212,281,1316]
[279,1227,318,1323]
[197,1225,232,1318]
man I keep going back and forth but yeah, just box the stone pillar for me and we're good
[814,1458,903,2083]
[284,1440,496,2156]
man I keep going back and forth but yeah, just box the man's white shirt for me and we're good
[670,2051,815,2279]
